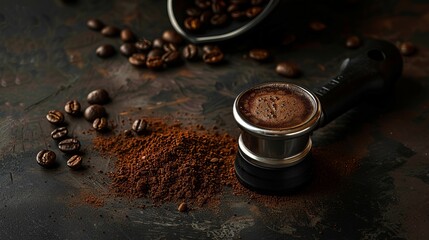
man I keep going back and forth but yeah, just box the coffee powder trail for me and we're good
[93,118,237,207]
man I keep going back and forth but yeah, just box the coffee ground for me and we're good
[93,118,237,207]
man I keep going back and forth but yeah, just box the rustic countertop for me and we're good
[0,0,428,239]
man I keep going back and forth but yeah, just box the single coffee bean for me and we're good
[178,202,188,212]
[200,11,213,25]
[212,0,226,14]
[345,36,361,49]
[399,41,417,56]
[182,44,199,60]
[87,18,105,31]
[249,48,270,61]
[123,129,133,137]
[309,21,327,32]
[67,155,82,170]
[230,10,246,20]
[276,62,300,78]
[101,25,120,37]
[93,117,108,131]
[203,49,224,64]
[96,44,115,58]
[64,100,81,115]
[84,104,106,122]
[227,4,241,13]
[195,0,211,9]
[132,119,148,134]
[246,6,262,18]
[46,110,64,125]
[87,89,110,105]
[152,38,165,49]
[184,17,202,31]
[135,39,152,52]
[58,138,81,153]
[36,150,56,168]
[120,28,137,43]
[162,30,183,45]
[120,43,137,57]
[146,56,164,70]
[51,127,68,140]
[210,13,228,26]
[163,43,178,52]
[202,45,221,53]
[186,7,202,17]
[147,49,164,58]
[162,51,181,65]
[128,53,147,67]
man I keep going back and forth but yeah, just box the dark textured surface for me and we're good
[1,0,428,239]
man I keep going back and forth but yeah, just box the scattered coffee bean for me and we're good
[162,51,181,65]
[36,150,56,168]
[249,48,270,61]
[203,49,224,64]
[101,25,120,37]
[146,56,165,70]
[128,53,147,67]
[182,44,199,60]
[123,129,133,137]
[345,36,361,49]
[120,43,137,57]
[46,110,64,125]
[399,41,417,56]
[67,155,82,170]
[84,104,106,122]
[276,62,300,78]
[120,28,137,43]
[51,127,68,140]
[184,17,202,31]
[64,100,81,115]
[162,30,183,45]
[93,117,108,131]
[96,44,115,58]
[87,89,110,105]
[152,38,165,49]
[135,39,152,52]
[132,119,148,134]
[87,18,104,31]
[309,21,327,32]
[178,202,188,212]
[58,138,81,153]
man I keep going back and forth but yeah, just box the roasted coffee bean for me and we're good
[182,44,199,60]
[162,51,181,65]
[162,30,183,45]
[87,18,105,31]
[227,4,241,13]
[87,89,110,105]
[203,50,224,64]
[245,6,262,18]
[123,129,133,137]
[249,48,270,61]
[132,119,148,134]
[67,155,82,170]
[93,117,108,131]
[128,53,147,67]
[309,21,326,31]
[399,41,417,56]
[96,44,115,58]
[345,36,361,49]
[84,104,106,122]
[46,110,64,125]
[58,138,81,153]
[186,7,202,17]
[200,11,213,25]
[147,49,164,58]
[135,39,152,52]
[195,0,211,9]
[230,11,246,20]
[64,100,81,115]
[120,43,137,57]
[202,45,221,53]
[101,25,120,37]
[178,202,188,212]
[36,150,56,168]
[51,127,68,140]
[276,62,300,78]
[184,17,202,31]
[152,38,165,49]
[210,13,228,26]
[146,56,164,70]
[120,28,137,43]
[163,43,178,52]
[212,0,227,13]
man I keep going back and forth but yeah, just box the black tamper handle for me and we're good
[315,39,403,127]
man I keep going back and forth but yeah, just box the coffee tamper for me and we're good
[233,39,403,193]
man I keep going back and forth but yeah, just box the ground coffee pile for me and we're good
[93,118,237,207]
